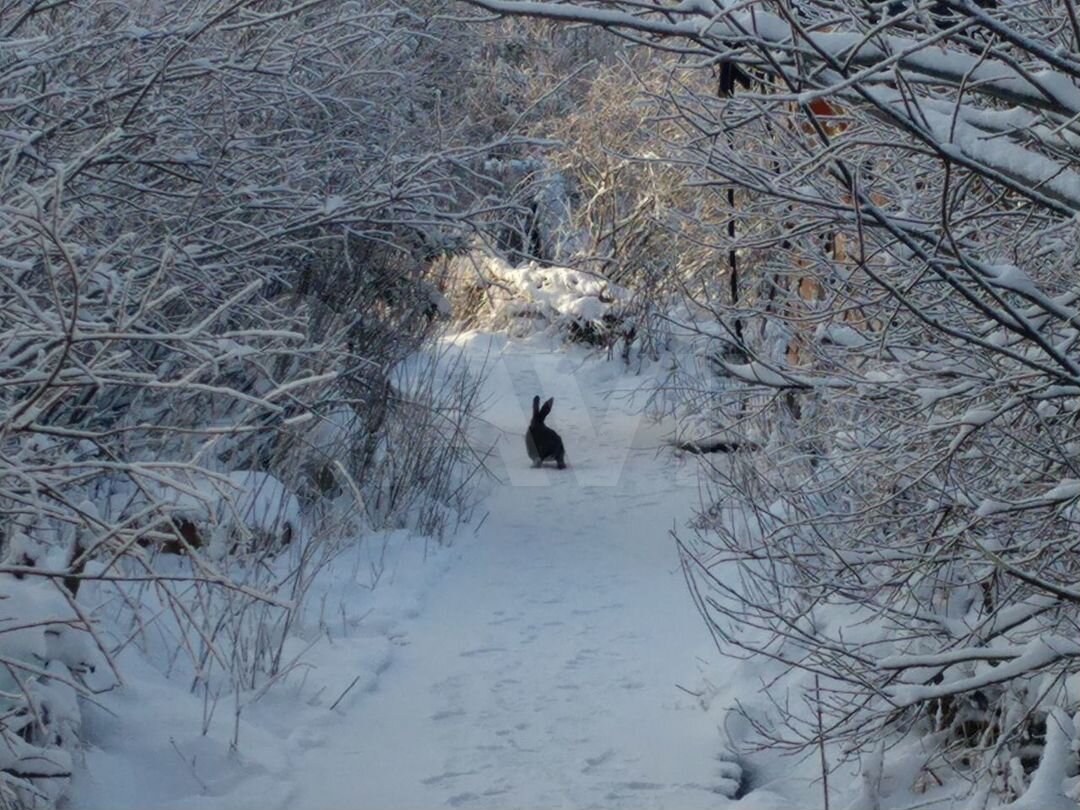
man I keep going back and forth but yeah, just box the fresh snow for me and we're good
[70,333,802,810]
[455,252,630,338]
[888,637,1080,708]
[999,708,1078,810]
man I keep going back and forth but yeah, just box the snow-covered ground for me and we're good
[70,332,803,810]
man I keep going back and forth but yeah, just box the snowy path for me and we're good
[286,336,731,809]
[71,335,740,810]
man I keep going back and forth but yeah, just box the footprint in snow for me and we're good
[459,645,507,657]
[421,769,476,786]
[288,727,326,751]
[581,749,614,772]
[621,781,663,790]
[447,791,480,807]
[430,708,466,722]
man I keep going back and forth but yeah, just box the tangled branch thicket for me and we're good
[460,0,1080,802]
[6,0,1080,804]
[0,1,537,805]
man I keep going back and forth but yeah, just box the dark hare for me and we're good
[525,395,566,469]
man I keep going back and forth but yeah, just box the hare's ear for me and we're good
[540,398,554,418]
[532,395,541,417]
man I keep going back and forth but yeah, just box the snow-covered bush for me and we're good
[446,250,633,347]
[123,471,303,557]
[523,53,740,362]
[0,536,111,809]
[280,345,487,541]
[364,346,489,537]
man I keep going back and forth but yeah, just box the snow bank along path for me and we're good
[287,334,733,808]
